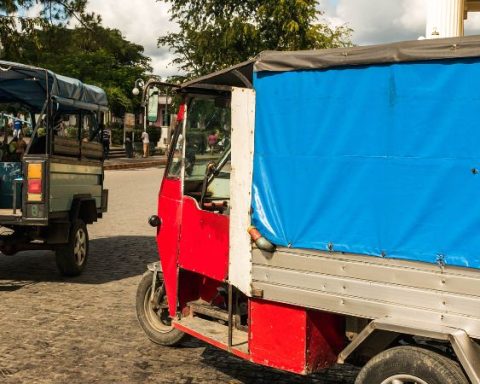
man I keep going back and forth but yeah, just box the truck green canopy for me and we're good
[0,60,108,113]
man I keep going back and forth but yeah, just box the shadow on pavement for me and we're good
[198,344,359,384]
[0,236,158,285]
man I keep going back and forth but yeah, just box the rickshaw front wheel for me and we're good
[136,270,186,346]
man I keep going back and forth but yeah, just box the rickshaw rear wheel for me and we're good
[136,270,186,346]
[355,346,468,384]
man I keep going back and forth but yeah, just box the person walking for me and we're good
[125,136,133,158]
[141,130,150,158]
[16,132,27,160]
[13,113,22,139]
[102,126,111,159]
[208,131,218,153]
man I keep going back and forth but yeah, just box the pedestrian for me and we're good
[125,136,133,158]
[0,113,7,132]
[102,126,111,159]
[208,131,218,153]
[176,133,184,153]
[141,130,150,158]
[13,113,22,139]
[16,132,27,160]
[0,126,9,161]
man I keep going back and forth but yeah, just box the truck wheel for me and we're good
[355,346,468,384]
[55,219,89,277]
[136,271,186,346]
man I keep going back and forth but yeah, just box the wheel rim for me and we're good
[381,375,429,384]
[73,228,87,266]
[143,285,174,334]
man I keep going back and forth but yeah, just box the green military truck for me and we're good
[0,61,108,276]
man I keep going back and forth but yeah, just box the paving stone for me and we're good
[0,168,359,383]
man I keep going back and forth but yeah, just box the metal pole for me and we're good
[143,103,147,133]
[227,284,233,351]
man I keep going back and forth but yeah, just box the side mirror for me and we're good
[148,215,161,228]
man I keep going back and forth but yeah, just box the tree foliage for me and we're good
[0,1,96,58]
[15,26,151,115]
[158,0,352,77]
[0,1,152,116]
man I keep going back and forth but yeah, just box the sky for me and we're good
[85,0,480,78]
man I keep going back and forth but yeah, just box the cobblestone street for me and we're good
[0,168,359,384]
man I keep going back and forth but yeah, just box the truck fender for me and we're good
[70,196,98,225]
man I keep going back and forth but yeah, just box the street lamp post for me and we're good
[132,78,180,155]
[132,78,144,97]
[132,78,147,133]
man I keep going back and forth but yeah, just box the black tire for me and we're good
[136,270,186,346]
[355,346,469,384]
[55,219,89,277]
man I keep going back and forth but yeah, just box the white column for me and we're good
[426,0,464,38]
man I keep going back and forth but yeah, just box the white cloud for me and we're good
[86,0,180,78]
[73,1,480,78]
[324,0,480,45]
[83,0,480,78]
[330,0,425,44]
[18,0,480,78]
[25,3,43,18]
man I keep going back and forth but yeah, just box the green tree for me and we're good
[0,0,96,58]
[158,0,352,77]
[9,24,152,116]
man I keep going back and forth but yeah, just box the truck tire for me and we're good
[55,219,89,277]
[136,271,186,346]
[355,346,469,384]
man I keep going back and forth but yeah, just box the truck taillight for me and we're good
[28,179,42,194]
[27,163,43,202]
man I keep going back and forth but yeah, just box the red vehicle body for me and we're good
[155,175,344,374]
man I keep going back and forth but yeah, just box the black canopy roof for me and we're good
[0,60,108,113]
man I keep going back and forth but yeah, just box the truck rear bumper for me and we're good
[0,215,48,226]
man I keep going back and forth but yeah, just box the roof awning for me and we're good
[180,60,255,90]
[182,35,480,89]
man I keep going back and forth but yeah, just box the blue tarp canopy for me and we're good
[0,60,108,113]
[251,58,480,270]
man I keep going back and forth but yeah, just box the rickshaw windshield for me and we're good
[169,96,231,181]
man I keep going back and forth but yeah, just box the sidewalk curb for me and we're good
[104,158,167,170]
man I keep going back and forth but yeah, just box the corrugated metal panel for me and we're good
[252,248,480,339]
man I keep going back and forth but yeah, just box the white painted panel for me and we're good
[229,87,256,296]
